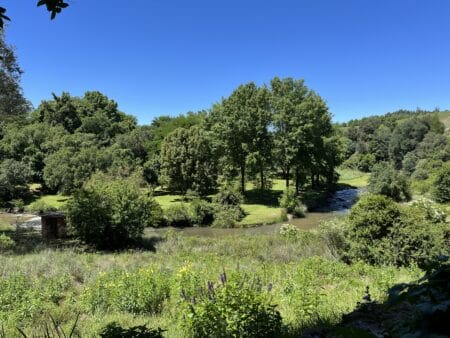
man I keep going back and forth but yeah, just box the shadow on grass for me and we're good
[285,262,450,337]
[244,189,283,207]
[0,227,166,255]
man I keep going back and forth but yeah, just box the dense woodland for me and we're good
[1,28,450,337]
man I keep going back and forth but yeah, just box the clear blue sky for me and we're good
[2,0,450,124]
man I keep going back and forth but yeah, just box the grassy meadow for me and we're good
[0,227,423,337]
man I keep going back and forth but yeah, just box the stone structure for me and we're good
[41,213,66,240]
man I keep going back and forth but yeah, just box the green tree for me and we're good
[43,145,106,194]
[368,162,411,201]
[0,159,32,202]
[389,117,428,168]
[160,126,217,195]
[271,77,334,192]
[432,163,450,203]
[210,83,271,194]
[0,31,30,123]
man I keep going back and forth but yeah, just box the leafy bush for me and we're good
[67,177,162,249]
[100,322,164,338]
[26,200,57,214]
[382,212,449,269]
[81,267,170,315]
[0,233,15,252]
[190,199,215,226]
[11,199,25,212]
[211,207,241,228]
[181,272,282,337]
[165,203,194,227]
[279,189,307,217]
[368,162,411,201]
[432,163,450,203]
[346,194,449,268]
[346,194,402,264]
[409,199,446,224]
[213,186,243,207]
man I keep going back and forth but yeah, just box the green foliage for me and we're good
[67,177,161,249]
[181,272,282,337]
[81,267,170,315]
[165,203,194,227]
[346,194,402,264]
[432,163,450,203]
[0,233,14,252]
[190,199,215,226]
[213,186,243,207]
[100,322,164,338]
[26,200,57,214]
[0,31,30,122]
[211,207,241,228]
[0,159,32,202]
[346,194,449,268]
[279,189,307,217]
[279,223,300,239]
[210,82,272,193]
[368,162,411,201]
[160,126,217,195]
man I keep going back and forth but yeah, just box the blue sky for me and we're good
[2,0,450,124]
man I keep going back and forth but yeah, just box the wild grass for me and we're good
[0,228,422,337]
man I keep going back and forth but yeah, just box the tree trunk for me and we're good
[241,164,246,195]
[286,166,290,188]
[260,165,264,191]
[295,168,300,195]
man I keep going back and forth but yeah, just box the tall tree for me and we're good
[160,126,217,195]
[270,77,333,192]
[0,31,30,123]
[210,82,271,194]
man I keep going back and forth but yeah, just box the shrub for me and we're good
[0,234,15,252]
[213,186,243,207]
[165,203,194,227]
[382,213,449,269]
[67,177,162,249]
[100,322,164,338]
[279,189,307,217]
[279,223,299,239]
[81,267,170,315]
[26,200,58,214]
[11,199,25,212]
[432,164,450,203]
[409,199,446,224]
[190,199,215,226]
[346,194,402,264]
[346,194,449,268]
[211,207,240,228]
[368,162,411,201]
[181,272,282,337]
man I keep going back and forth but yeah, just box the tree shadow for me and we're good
[286,262,450,337]
[244,189,283,207]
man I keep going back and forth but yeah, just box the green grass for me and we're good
[25,194,70,210]
[153,193,186,210]
[0,228,423,337]
[239,204,283,225]
[337,168,370,188]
